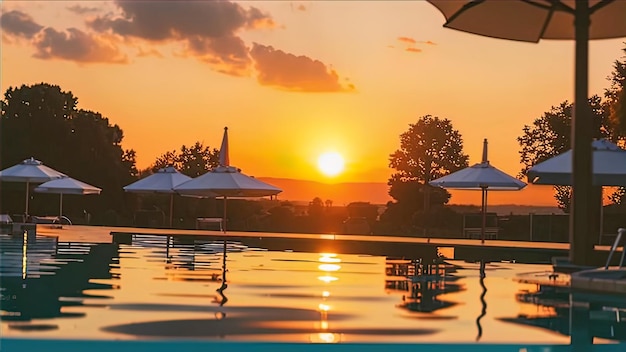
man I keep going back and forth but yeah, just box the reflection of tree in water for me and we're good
[0,233,118,323]
[386,258,463,314]
[502,285,626,342]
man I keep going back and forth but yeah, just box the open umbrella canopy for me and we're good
[429,140,527,190]
[174,128,282,199]
[34,177,101,195]
[527,139,626,187]
[0,157,67,215]
[34,176,101,219]
[123,166,192,193]
[0,157,67,183]
[429,163,527,190]
[174,165,282,198]
[175,127,282,233]
[427,0,626,42]
[429,139,526,243]
[123,166,193,227]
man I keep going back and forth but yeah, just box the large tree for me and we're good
[1,83,138,219]
[517,96,613,211]
[382,115,469,234]
[514,45,626,223]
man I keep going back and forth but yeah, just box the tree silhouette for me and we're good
[151,142,219,177]
[517,96,623,211]
[606,45,626,138]
[383,115,468,234]
[1,83,137,220]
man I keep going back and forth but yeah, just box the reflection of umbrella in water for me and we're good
[175,127,282,297]
[476,260,487,341]
[0,158,67,216]
[123,166,192,227]
[425,0,626,264]
[429,139,526,243]
[34,176,101,221]
[527,139,626,241]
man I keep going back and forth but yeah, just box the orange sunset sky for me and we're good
[1,1,624,206]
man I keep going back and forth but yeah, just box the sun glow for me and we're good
[317,152,345,177]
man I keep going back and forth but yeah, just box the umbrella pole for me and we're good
[222,196,227,233]
[59,194,63,218]
[570,0,594,266]
[25,181,30,217]
[169,194,174,228]
[219,195,228,302]
[481,187,487,244]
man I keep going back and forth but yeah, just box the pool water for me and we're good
[0,233,624,347]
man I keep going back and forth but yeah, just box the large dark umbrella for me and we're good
[426,0,626,265]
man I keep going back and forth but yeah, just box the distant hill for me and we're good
[257,177,559,209]
[258,177,392,206]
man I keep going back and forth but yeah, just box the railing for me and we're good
[604,227,625,270]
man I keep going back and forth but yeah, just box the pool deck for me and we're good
[27,224,620,266]
[30,224,574,248]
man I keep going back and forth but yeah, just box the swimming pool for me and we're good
[0,232,624,351]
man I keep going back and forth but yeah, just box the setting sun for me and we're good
[318,152,345,177]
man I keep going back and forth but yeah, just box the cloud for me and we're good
[393,36,436,54]
[0,10,43,39]
[85,0,275,73]
[184,35,251,76]
[67,4,101,15]
[33,27,128,63]
[250,43,355,92]
[291,3,307,12]
[398,36,416,44]
[88,1,274,40]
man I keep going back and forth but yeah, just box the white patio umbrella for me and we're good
[174,127,282,232]
[34,176,101,219]
[426,0,626,265]
[0,157,67,216]
[527,139,626,242]
[429,139,527,243]
[175,127,281,291]
[123,166,192,227]
[527,139,626,187]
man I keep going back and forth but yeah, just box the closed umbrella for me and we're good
[34,176,101,221]
[0,157,67,216]
[123,166,192,227]
[425,0,626,265]
[430,139,527,242]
